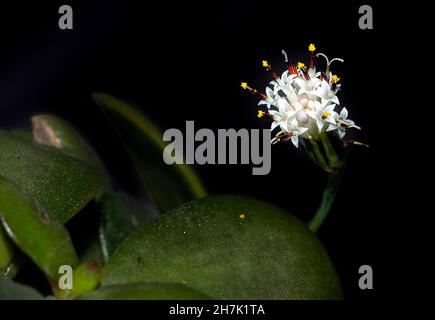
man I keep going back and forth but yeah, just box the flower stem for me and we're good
[308,169,344,233]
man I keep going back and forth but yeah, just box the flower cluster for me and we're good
[241,44,360,148]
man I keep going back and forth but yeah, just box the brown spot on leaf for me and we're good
[31,116,62,148]
[41,212,50,225]
[85,260,100,272]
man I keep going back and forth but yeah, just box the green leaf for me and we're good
[92,92,206,213]
[0,176,79,296]
[31,114,112,195]
[102,195,342,300]
[97,192,159,263]
[9,129,33,142]
[78,282,211,300]
[0,130,100,223]
[0,275,44,300]
[0,225,14,274]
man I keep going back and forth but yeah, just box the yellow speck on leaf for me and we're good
[239,214,246,219]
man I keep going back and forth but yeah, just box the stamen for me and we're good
[272,130,293,144]
[282,50,298,75]
[316,53,344,74]
[262,60,279,79]
[331,75,340,84]
[337,118,361,130]
[308,43,316,69]
[288,63,298,75]
[297,62,307,71]
[240,82,268,100]
[344,140,369,148]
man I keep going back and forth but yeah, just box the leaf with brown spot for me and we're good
[0,130,100,223]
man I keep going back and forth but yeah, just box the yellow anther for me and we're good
[331,75,340,84]
[239,214,246,219]
[241,82,248,90]
[262,60,270,68]
[322,111,331,119]
[308,43,316,52]
[257,110,266,118]
[297,62,306,70]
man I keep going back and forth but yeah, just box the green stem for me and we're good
[308,169,344,233]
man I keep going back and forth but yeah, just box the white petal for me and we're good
[326,116,336,124]
[276,99,290,113]
[266,87,274,98]
[325,104,336,112]
[306,110,318,119]
[290,118,299,128]
[294,78,306,88]
[298,127,309,135]
[338,128,346,139]
[327,124,337,132]
[291,135,299,148]
[258,100,269,106]
[340,107,348,119]
[330,95,340,105]
[316,119,324,132]
[271,121,280,131]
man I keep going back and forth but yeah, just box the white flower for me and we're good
[258,86,277,109]
[335,107,360,138]
[314,79,340,105]
[294,72,322,100]
[242,44,360,148]
[286,118,309,148]
[306,101,338,133]
[269,98,295,131]
[270,70,297,93]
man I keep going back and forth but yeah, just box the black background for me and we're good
[0,0,416,302]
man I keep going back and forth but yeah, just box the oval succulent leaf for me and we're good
[102,195,342,300]
[31,114,112,195]
[97,192,159,263]
[92,92,206,213]
[78,282,211,300]
[0,130,100,223]
[0,176,79,290]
